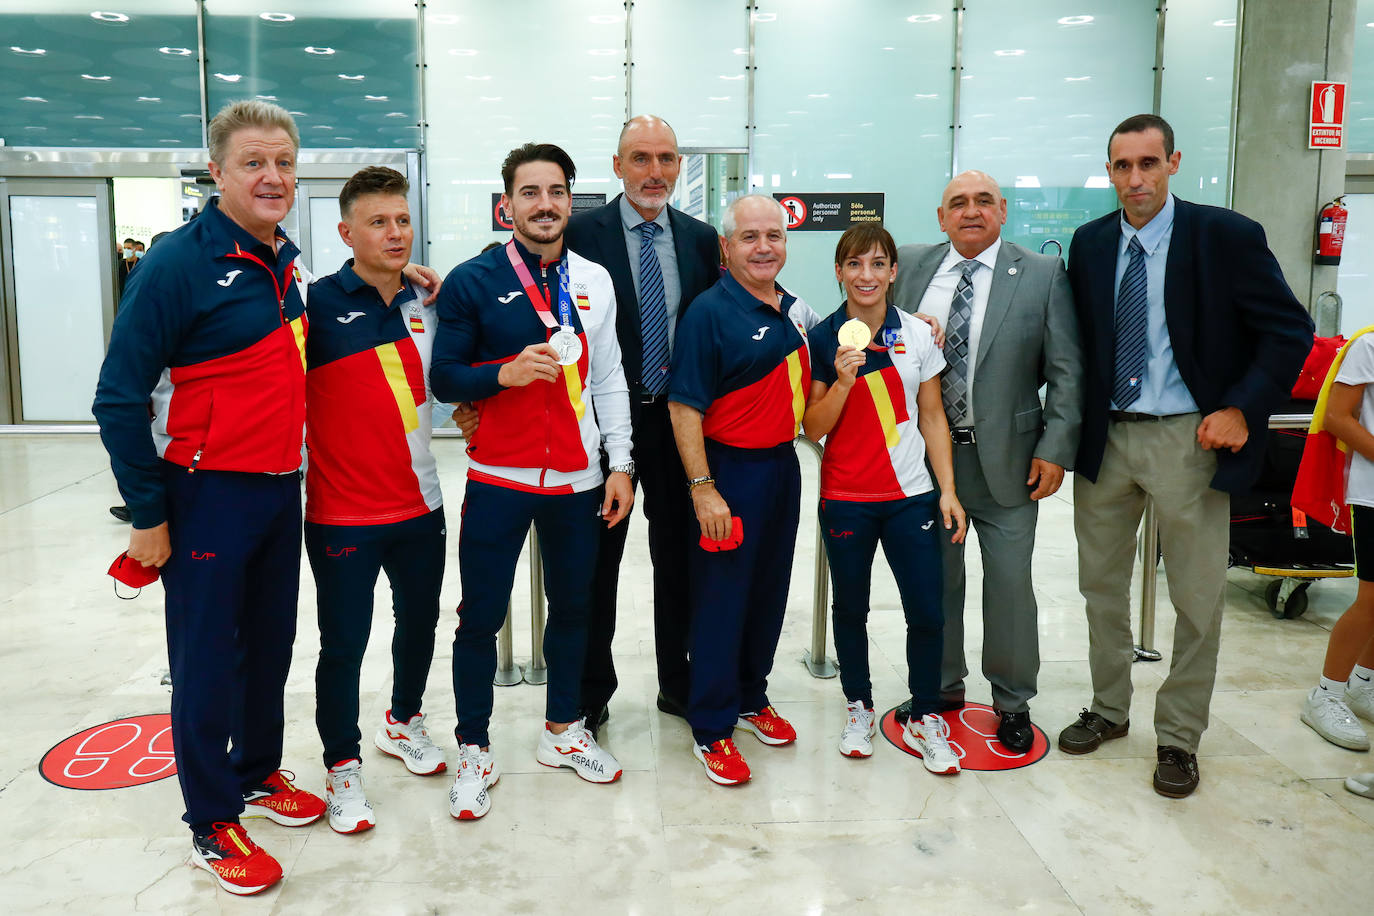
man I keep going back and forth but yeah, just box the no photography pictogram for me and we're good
[41,714,177,790]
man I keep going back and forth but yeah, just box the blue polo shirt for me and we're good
[669,271,812,449]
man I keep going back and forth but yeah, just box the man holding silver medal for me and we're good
[429,143,635,819]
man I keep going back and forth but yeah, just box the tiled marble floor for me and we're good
[2,434,1371,914]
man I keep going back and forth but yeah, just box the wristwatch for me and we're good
[609,461,636,477]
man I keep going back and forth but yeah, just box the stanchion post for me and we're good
[525,526,549,685]
[796,437,838,678]
[1134,496,1163,662]
[493,602,523,686]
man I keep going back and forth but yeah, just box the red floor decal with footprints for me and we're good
[41,714,177,790]
[881,702,1049,770]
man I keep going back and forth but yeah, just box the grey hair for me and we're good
[722,194,789,238]
[208,99,300,166]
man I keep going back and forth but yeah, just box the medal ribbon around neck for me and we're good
[505,239,574,332]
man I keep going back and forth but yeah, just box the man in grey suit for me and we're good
[892,170,1083,751]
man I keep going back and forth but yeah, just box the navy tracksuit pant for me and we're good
[160,464,301,832]
[306,508,445,768]
[452,480,602,748]
[687,440,801,746]
[819,492,944,715]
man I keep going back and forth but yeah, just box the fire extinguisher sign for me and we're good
[1309,81,1347,149]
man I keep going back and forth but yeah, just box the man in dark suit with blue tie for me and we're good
[565,115,722,733]
[1058,114,1313,797]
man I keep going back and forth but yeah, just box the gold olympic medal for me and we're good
[837,318,871,350]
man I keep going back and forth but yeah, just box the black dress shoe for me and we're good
[895,695,964,724]
[996,710,1034,753]
[109,505,132,523]
[582,705,609,739]
[1153,746,1200,798]
[1057,708,1129,754]
[655,692,687,719]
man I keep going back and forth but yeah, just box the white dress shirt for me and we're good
[913,237,1001,423]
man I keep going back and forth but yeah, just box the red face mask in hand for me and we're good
[108,551,160,598]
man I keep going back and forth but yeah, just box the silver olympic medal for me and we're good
[837,318,871,350]
[549,328,583,366]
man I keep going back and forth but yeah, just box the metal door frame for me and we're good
[0,177,116,424]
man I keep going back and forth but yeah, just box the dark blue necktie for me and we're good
[638,221,670,396]
[1112,236,1148,409]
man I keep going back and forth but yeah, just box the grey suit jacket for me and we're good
[892,239,1083,508]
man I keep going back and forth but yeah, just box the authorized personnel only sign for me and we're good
[1310,81,1347,149]
[773,193,885,231]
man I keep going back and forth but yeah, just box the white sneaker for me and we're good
[1346,771,1374,798]
[448,744,495,820]
[325,759,374,834]
[839,700,876,758]
[375,710,447,775]
[903,713,961,774]
[535,719,622,783]
[1345,676,1374,723]
[1301,687,1370,751]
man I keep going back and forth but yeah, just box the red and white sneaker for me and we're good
[535,719,622,783]
[693,738,751,786]
[190,822,282,896]
[325,759,374,834]
[375,710,447,775]
[242,770,326,826]
[736,705,797,746]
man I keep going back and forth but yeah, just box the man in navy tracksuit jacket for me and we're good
[92,101,324,896]
[429,143,634,820]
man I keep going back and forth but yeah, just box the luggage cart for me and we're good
[1228,408,1354,618]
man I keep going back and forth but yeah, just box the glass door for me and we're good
[0,178,115,423]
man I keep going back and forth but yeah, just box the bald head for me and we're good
[615,115,682,220]
[937,170,1007,258]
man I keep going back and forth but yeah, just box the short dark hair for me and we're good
[339,166,410,218]
[501,143,576,195]
[123,237,137,246]
[1108,113,1175,159]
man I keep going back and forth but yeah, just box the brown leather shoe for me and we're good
[1153,746,1200,798]
[1057,708,1129,754]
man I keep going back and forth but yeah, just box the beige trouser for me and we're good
[1073,413,1229,753]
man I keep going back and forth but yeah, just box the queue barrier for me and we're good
[490,436,841,686]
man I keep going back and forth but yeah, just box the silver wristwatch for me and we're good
[609,461,636,477]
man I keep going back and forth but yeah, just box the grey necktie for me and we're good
[941,259,980,423]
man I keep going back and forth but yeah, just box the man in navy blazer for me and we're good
[1059,114,1312,798]
[564,115,722,733]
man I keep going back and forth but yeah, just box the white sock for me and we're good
[1350,665,1374,689]
[1319,676,1347,697]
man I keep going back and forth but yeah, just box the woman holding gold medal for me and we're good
[803,224,968,773]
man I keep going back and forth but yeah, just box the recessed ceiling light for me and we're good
[137,96,160,102]
[311,125,334,130]
[907,14,941,23]
[259,12,294,22]
[752,12,777,22]
[385,112,408,117]
[10,46,46,55]
[708,96,730,101]
[333,136,353,141]
[74,114,104,120]
[121,126,144,131]
[719,74,745,81]
[1058,15,1094,25]
[20,96,48,102]
[913,93,938,99]
[807,93,829,98]
[90,11,129,23]
[81,74,112,81]
[288,110,306,116]
[256,94,278,101]
[448,48,478,56]
[304,46,335,55]
[214,73,242,82]
[994,49,1026,56]
[159,47,192,56]
[337,74,365,81]
[464,74,492,81]
[364,94,388,101]
[1064,76,1091,82]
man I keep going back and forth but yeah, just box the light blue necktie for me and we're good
[1112,236,1148,409]
[638,221,670,396]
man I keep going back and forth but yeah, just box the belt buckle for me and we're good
[639,390,660,405]
[951,426,976,445]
